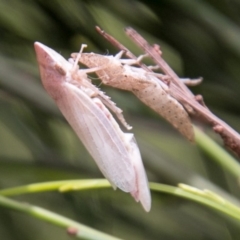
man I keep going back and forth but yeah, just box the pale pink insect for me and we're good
[34,42,151,212]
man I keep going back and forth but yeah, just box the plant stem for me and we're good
[0,194,123,240]
[194,126,240,178]
[1,179,240,221]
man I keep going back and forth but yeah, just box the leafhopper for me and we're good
[71,50,194,141]
[34,42,151,212]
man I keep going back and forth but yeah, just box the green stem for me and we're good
[150,182,240,221]
[0,194,122,240]
[194,126,240,178]
[1,179,240,221]
[0,179,111,196]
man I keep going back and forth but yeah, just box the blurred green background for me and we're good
[1,0,240,239]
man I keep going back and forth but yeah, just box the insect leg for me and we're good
[82,76,132,130]
[180,77,203,86]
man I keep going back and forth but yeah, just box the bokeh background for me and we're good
[1,0,240,239]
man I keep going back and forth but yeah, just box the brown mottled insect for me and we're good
[71,50,194,141]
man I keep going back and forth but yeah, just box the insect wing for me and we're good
[55,82,136,192]
[126,134,151,212]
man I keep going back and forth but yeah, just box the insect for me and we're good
[71,50,194,142]
[34,42,151,212]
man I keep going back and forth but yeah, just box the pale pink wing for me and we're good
[55,82,136,192]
